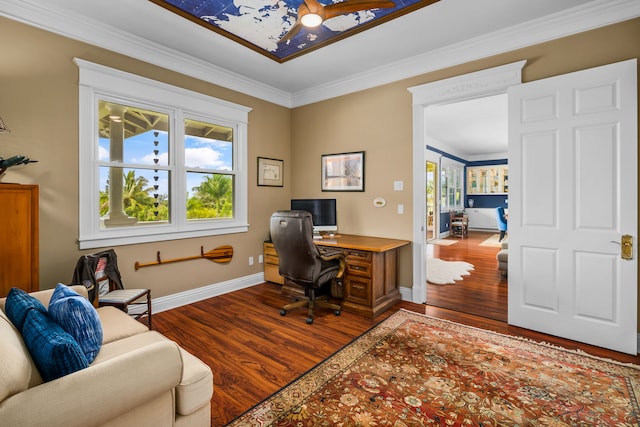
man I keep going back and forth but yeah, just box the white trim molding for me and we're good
[1,0,638,107]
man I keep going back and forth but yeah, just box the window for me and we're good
[76,59,251,249]
[440,158,464,212]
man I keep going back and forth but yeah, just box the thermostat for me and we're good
[373,197,386,208]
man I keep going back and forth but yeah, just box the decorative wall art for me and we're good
[149,0,440,62]
[322,151,364,192]
[257,157,284,187]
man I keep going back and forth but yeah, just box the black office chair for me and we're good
[270,210,346,324]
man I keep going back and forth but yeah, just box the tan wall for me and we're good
[291,17,640,289]
[1,15,639,300]
[0,17,291,297]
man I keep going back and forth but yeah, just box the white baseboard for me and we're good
[129,275,415,316]
[399,286,413,302]
[127,273,265,315]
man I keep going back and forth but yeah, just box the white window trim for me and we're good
[75,58,252,249]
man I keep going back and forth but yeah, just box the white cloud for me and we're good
[137,152,169,166]
[98,145,109,161]
[185,147,230,170]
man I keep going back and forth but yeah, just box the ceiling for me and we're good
[3,0,637,108]
[1,0,638,156]
[426,94,508,159]
[148,0,439,62]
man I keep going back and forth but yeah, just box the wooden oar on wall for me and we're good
[134,245,233,271]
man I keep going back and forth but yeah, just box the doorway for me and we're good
[408,60,526,305]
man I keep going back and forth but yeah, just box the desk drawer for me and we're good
[346,261,371,278]
[345,249,372,262]
[264,254,279,265]
[263,243,278,257]
[344,276,371,306]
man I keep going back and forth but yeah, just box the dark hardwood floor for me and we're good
[426,230,508,322]
[153,278,640,426]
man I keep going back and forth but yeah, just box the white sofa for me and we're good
[0,286,213,427]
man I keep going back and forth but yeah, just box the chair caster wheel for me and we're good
[334,310,341,316]
[306,317,314,324]
[280,309,287,316]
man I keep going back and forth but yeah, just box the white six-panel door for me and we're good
[508,59,637,354]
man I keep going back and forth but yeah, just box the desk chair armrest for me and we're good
[319,252,346,279]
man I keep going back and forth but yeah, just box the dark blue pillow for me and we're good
[21,309,89,382]
[5,287,47,332]
[48,283,103,363]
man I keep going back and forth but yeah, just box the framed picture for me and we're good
[257,157,283,187]
[321,151,365,192]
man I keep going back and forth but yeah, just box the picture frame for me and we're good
[321,151,365,192]
[257,157,283,187]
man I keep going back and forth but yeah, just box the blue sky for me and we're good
[99,130,233,199]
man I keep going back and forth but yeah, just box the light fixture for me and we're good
[0,116,10,134]
[301,13,323,27]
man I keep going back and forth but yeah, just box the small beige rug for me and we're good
[428,239,458,246]
[479,234,503,247]
[427,257,474,284]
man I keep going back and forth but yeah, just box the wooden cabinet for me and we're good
[264,235,410,318]
[466,208,501,230]
[0,184,39,297]
[263,242,284,285]
[467,165,508,194]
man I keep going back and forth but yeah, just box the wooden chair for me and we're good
[99,289,152,329]
[73,249,152,328]
[450,211,469,238]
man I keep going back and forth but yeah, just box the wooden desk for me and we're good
[264,234,410,318]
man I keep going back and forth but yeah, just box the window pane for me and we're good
[99,167,170,228]
[187,172,234,219]
[184,118,233,170]
[98,100,169,166]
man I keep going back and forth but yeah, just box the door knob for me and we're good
[611,235,634,260]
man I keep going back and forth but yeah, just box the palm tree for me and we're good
[190,174,233,218]
[122,170,155,217]
[100,171,168,221]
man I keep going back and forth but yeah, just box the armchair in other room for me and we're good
[270,210,346,324]
[496,207,508,242]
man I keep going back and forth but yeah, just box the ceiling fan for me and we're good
[279,0,396,44]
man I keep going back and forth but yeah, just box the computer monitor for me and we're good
[290,198,337,233]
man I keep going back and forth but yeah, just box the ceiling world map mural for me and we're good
[150,0,439,62]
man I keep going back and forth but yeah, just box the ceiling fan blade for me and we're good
[324,0,395,20]
[279,21,303,44]
[302,0,325,15]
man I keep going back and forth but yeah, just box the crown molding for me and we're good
[0,0,292,107]
[1,0,639,108]
[290,0,640,107]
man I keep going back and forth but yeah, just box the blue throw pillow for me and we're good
[48,283,103,363]
[5,287,47,332]
[21,309,89,381]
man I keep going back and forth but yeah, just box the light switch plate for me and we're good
[394,181,403,191]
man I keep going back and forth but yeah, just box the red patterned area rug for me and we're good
[226,310,640,426]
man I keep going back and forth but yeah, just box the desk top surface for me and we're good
[314,234,410,252]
